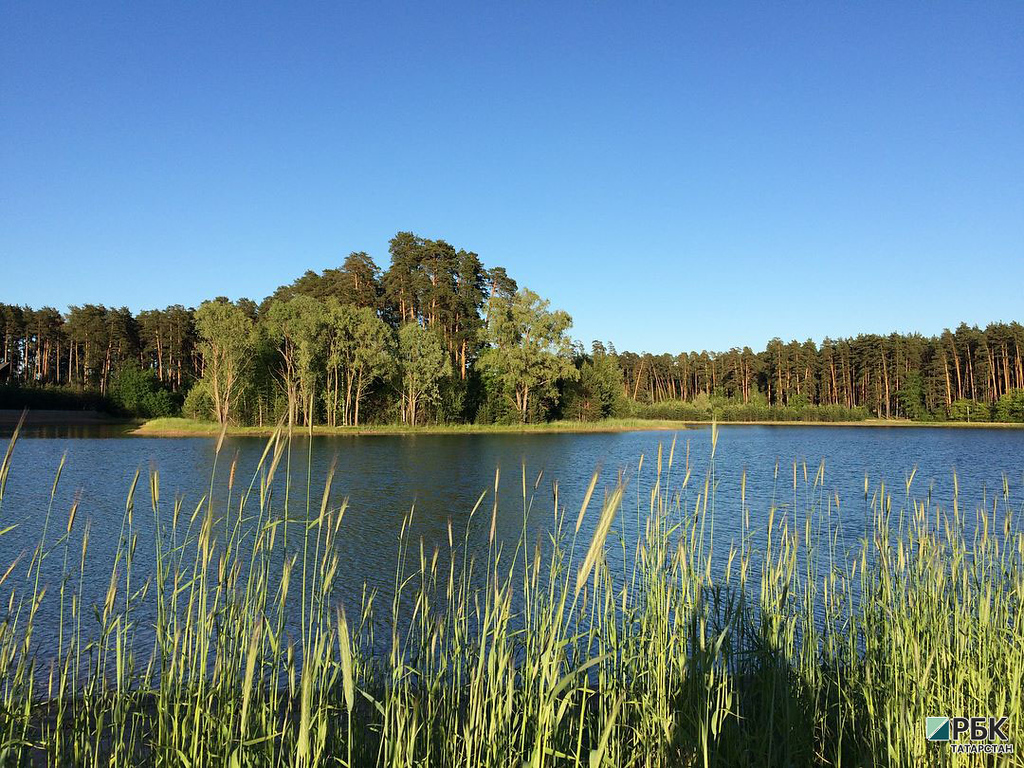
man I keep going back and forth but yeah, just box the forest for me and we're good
[2,231,1024,425]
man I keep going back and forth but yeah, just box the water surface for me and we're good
[2,425,1022,657]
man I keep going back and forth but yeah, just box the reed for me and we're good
[0,420,1021,766]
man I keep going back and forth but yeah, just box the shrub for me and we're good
[628,399,711,421]
[182,381,215,421]
[949,398,991,422]
[109,363,177,418]
[994,388,1024,423]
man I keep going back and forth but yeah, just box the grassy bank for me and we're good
[132,415,1024,437]
[1,422,1021,766]
[132,416,709,436]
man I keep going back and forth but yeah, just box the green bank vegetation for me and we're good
[1,419,1021,765]
[132,415,1024,437]
[3,232,1024,426]
[133,416,704,436]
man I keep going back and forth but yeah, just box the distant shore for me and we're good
[128,415,1024,437]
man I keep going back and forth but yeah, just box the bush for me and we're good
[994,389,1024,423]
[949,398,991,422]
[110,363,178,418]
[628,400,712,421]
[182,381,215,421]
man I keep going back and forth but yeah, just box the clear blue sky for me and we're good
[2,2,1022,353]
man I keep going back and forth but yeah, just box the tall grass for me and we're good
[0,415,1021,766]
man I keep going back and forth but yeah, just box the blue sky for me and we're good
[2,1,1022,353]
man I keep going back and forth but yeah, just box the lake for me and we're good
[2,424,1023,658]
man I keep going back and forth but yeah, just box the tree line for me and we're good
[618,322,1024,422]
[2,233,1023,423]
[1,233,586,425]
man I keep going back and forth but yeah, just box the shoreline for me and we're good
[128,416,1024,438]
[3,411,1020,437]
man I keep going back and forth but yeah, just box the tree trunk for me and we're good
[942,354,952,408]
[880,351,890,418]
[355,370,363,426]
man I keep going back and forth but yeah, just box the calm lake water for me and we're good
[2,425,1023,657]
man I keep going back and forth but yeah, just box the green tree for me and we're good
[323,302,395,426]
[264,295,326,426]
[194,299,257,425]
[336,251,382,309]
[384,232,426,324]
[453,250,486,380]
[398,323,451,426]
[479,288,578,422]
[562,342,628,421]
[895,371,928,421]
[65,305,111,388]
[323,302,355,427]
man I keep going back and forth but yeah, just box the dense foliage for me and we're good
[2,232,1023,422]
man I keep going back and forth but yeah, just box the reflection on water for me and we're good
[1,423,137,439]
